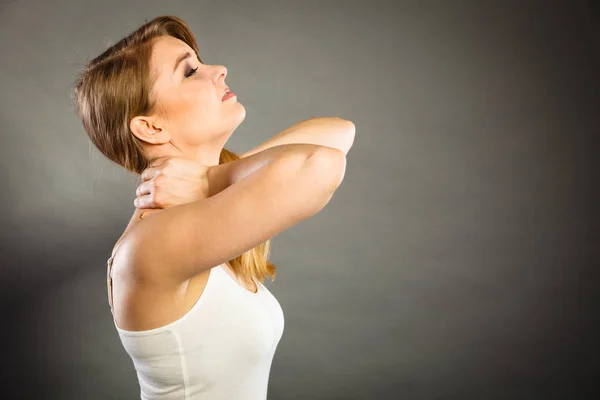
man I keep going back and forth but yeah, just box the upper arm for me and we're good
[239,117,355,159]
[123,147,346,283]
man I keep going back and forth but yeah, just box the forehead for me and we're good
[150,36,194,73]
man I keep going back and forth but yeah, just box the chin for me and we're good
[230,101,247,128]
[217,103,245,140]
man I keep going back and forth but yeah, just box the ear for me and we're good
[130,116,171,145]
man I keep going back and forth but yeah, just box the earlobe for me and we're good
[130,116,170,145]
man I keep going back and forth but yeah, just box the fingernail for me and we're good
[134,199,139,207]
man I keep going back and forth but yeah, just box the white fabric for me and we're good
[113,264,285,400]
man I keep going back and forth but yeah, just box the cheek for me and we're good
[169,91,217,123]
[170,91,225,136]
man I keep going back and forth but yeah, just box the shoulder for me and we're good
[110,209,165,283]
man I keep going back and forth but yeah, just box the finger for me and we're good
[134,194,157,209]
[135,179,154,197]
[149,157,170,168]
[141,167,160,182]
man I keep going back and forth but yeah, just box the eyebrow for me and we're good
[173,51,193,73]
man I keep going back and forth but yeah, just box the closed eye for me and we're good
[185,66,199,78]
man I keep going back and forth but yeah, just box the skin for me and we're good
[113,35,251,306]
[118,115,356,251]
[113,35,244,249]
[120,36,356,239]
[110,35,355,330]
[130,35,246,166]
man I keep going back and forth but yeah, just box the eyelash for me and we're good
[185,66,199,78]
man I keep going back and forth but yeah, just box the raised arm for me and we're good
[117,144,346,283]
[239,117,356,158]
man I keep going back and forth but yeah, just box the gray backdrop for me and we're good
[0,0,597,399]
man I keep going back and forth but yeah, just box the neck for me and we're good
[144,141,223,167]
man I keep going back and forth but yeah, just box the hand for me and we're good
[134,157,211,209]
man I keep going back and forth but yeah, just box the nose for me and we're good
[213,65,227,84]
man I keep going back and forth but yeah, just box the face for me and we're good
[143,35,245,150]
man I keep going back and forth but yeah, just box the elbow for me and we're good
[308,146,347,192]
[330,117,356,155]
[311,148,347,215]
[343,120,356,155]
[307,116,356,155]
[294,146,347,217]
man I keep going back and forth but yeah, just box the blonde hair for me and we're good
[73,15,276,285]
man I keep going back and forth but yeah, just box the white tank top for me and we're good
[107,258,285,400]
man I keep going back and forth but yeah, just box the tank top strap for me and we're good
[107,239,125,313]
[106,211,157,313]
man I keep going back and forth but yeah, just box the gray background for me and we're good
[1,0,597,399]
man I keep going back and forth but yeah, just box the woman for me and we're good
[73,15,354,399]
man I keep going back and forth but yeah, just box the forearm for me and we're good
[207,143,334,197]
[240,117,355,158]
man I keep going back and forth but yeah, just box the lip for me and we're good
[222,87,236,101]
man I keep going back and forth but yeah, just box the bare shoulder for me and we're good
[110,209,164,283]
[109,211,209,331]
[114,149,345,283]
